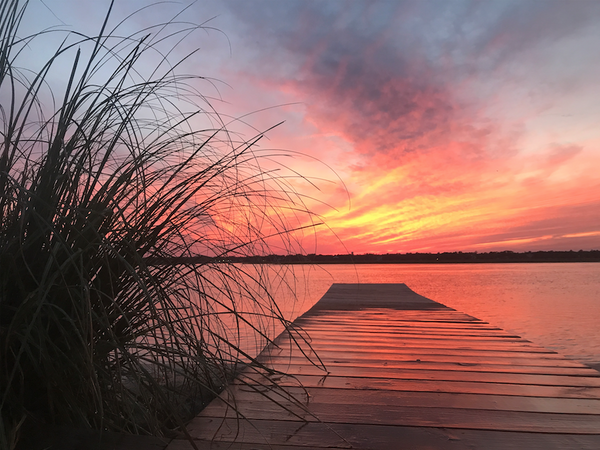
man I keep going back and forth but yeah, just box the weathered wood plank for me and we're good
[201,401,600,434]
[295,319,502,330]
[301,308,479,317]
[169,440,357,450]
[263,346,566,360]
[275,334,555,351]
[181,419,474,449]
[275,340,556,357]
[236,372,600,399]
[300,314,482,323]
[293,320,504,329]
[168,441,343,450]
[291,327,522,338]
[263,350,594,371]
[218,385,600,414]
[252,362,600,387]
[264,345,568,359]
[284,331,528,343]
[298,311,480,320]
[181,418,600,449]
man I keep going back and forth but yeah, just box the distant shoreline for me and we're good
[244,260,600,265]
[149,250,600,265]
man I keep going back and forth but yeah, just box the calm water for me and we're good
[263,263,600,368]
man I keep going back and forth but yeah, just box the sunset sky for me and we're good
[25,0,600,254]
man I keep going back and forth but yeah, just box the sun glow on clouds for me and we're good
[37,0,600,254]
[214,0,600,254]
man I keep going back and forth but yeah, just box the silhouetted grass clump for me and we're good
[0,1,320,447]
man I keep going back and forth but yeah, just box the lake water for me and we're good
[260,263,600,369]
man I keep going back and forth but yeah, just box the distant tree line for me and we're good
[155,250,600,265]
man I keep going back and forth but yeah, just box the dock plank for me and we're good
[252,363,600,387]
[170,283,600,449]
[201,401,600,434]
[276,336,563,352]
[236,372,600,399]
[264,350,594,371]
[176,418,600,450]
[214,385,600,414]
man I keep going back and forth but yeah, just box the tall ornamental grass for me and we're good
[0,1,322,447]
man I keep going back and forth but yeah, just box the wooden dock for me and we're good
[168,283,600,449]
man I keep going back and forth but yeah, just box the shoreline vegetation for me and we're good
[0,2,321,449]
[152,250,600,265]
